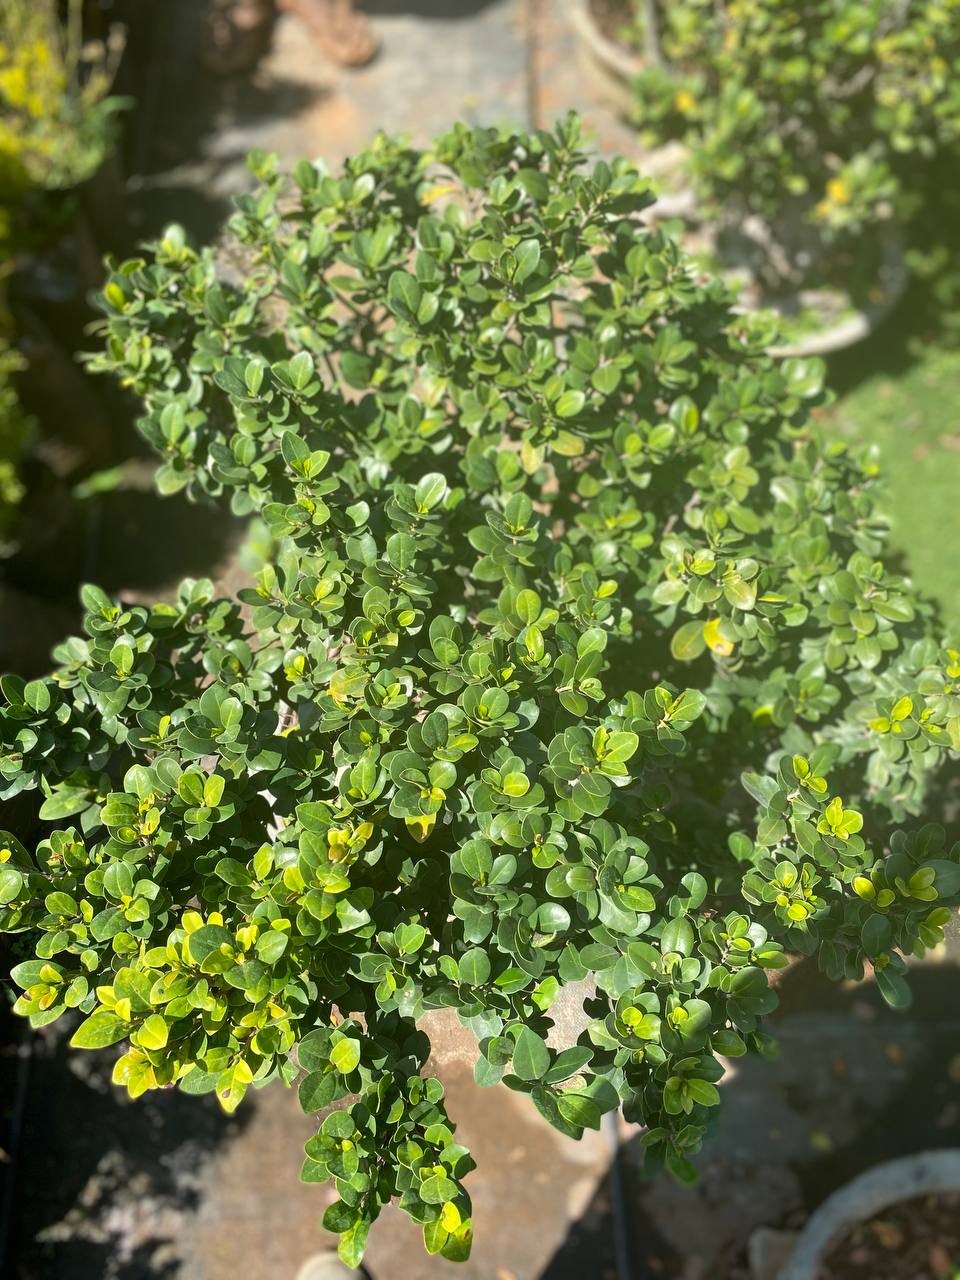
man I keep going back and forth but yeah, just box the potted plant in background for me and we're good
[575,0,960,355]
[2,115,960,1268]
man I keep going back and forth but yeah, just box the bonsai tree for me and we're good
[3,116,959,1265]
[628,0,960,289]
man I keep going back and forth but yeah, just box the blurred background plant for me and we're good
[593,0,960,351]
[0,0,126,254]
[578,0,960,626]
[0,0,126,565]
[628,0,960,247]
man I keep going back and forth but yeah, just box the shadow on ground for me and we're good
[8,1020,253,1280]
[364,1,502,14]
[115,0,320,243]
[0,476,244,675]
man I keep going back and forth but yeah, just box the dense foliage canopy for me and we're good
[3,116,959,1264]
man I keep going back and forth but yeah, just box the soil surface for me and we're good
[819,1191,960,1279]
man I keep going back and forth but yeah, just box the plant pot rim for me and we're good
[643,173,908,358]
[766,228,907,358]
[781,1149,960,1280]
[569,0,645,82]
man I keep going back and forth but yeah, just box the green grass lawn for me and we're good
[823,328,960,638]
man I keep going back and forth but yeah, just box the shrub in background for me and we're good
[630,0,960,280]
[0,0,125,548]
[2,117,959,1265]
[0,0,125,252]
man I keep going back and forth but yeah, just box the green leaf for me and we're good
[474,1055,505,1087]
[674,999,712,1045]
[544,1046,593,1084]
[204,774,225,807]
[602,731,639,764]
[458,948,491,986]
[71,1010,130,1050]
[711,1028,746,1057]
[39,787,92,821]
[875,968,912,1010]
[440,1219,473,1262]
[661,917,695,955]
[297,1028,332,1072]
[686,1078,721,1107]
[670,689,707,725]
[330,1038,361,1074]
[511,1026,550,1081]
[423,1216,448,1255]
[671,621,707,662]
[419,1173,459,1204]
[557,1092,601,1129]
[177,771,205,807]
[215,858,251,887]
[513,238,541,284]
[256,930,289,964]
[288,351,314,390]
[555,389,585,419]
[414,473,446,512]
[861,914,892,958]
[534,901,571,934]
[323,1200,357,1235]
[677,872,708,909]
[138,1014,169,1050]
[188,924,233,964]
[298,1070,338,1112]
[23,680,51,712]
[388,270,422,318]
[0,867,23,905]
[517,168,550,200]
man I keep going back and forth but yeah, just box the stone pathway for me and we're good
[14,945,960,1280]
[124,0,639,243]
